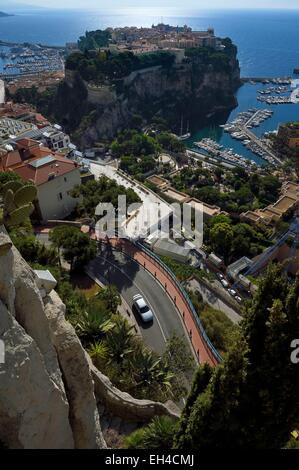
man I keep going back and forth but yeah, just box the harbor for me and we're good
[193,138,255,168]
[255,83,296,105]
[220,108,280,165]
[241,77,292,84]
[0,42,65,78]
[190,108,280,166]
[187,76,299,167]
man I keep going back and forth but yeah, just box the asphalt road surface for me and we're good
[88,247,190,355]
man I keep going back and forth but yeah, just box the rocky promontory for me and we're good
[51,38,240,146]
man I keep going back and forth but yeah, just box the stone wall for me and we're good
[85,83,117,106]
[91,364,180,423]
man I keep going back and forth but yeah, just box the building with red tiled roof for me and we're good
[0,102,50,128]
[0,138,81,222]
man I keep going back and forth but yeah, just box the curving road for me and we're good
[87,246,191,355]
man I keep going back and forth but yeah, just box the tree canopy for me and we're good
[175,264,299,449]
[66,48,175,83]
[70,176,141,218]
[78,29,112,51]
[49,225,96,272]
[111,130,160,158]
[204,216,272,264]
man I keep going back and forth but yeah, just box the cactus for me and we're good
[3,189,15,213]
[2,180,23,194]
[1,183,37,228]
[7,205,35,227]
[14,185,37,207]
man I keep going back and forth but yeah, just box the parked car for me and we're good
[221,279,229,288]
[217,273,225,280]
[132,294,154,323]
[235,296,243,304]
[228,288,237,297]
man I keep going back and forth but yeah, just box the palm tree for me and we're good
[88,341,109,368]
[88,341,109,360]
[75,309,115,344]
[96,285,121,314]
[124,416,177,449]
[105,316,135,365]
[130,347,174,391]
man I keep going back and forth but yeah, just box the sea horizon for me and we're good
[1,4,299,165]
[1,8,299,78]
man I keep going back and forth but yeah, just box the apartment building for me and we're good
[278,122,299,149]
[241,181,299,226]
[0,138,80,222]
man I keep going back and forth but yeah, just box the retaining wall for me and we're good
[91,365,180,423]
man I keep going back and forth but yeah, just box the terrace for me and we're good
[185,197,222,220]
[146,174,170,190]
[162,187,189,203]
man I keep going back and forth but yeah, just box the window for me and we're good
[64,177,67,182]
[58,192,63,200]
[140,305,150,314]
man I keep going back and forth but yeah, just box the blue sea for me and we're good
[1,7,299,163]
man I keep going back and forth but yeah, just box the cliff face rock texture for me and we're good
[0,228,181,449]
[57,46,240,146]
[0,228,105,449]
[44,290,105,449]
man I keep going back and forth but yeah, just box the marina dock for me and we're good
[0,41,65,79]
[241,76,292,84]
[0,40,65,51]
[222,109,282,165]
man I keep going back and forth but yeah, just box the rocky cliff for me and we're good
[0,227,106,449]
[53,44,240,147]
[0,227,181,449]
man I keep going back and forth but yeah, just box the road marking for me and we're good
[109,247,197,360]
[94,255,168,344]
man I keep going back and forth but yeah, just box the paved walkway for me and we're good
[90,162,172,240]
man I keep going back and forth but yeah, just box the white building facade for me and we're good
[36,167,81,222]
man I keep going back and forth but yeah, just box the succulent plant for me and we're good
[1,182,37,228]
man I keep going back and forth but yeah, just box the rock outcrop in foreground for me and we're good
[0,227,106,449]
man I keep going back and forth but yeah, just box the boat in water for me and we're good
[178,116,191,141]
[178,132,191,141]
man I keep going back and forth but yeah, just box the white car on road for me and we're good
[221,279,229,288]
[132,294,154,323]
[228,288,237,297]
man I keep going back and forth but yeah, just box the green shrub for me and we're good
[124,416,177,449]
